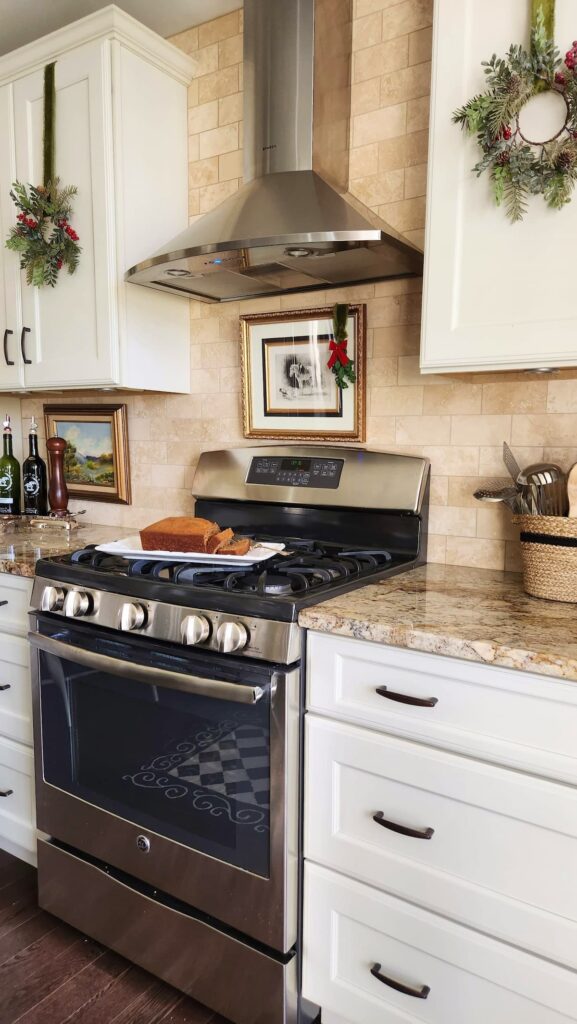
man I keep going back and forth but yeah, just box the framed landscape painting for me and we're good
[240,305,365,440]
[44,404,131,504]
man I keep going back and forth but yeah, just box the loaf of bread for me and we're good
[218,536,251,556]
[140,516,220,553]
[205,528,234,553]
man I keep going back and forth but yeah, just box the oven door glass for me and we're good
[35,618,277,878]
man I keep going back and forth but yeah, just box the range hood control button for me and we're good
[216,621,249,653]
[119,602,147,631]
[63,590,92,618]
[181,614,210,646]
[41,586,66,612]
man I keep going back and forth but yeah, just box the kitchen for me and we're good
[1,0,577,1022]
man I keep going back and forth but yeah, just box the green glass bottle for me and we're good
[0,414,20,516]
[23,417,47,516]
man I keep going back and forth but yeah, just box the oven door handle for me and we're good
[27,632,266,704]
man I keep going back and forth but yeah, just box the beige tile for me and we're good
[201,393,242,419]
[429,506,477,538]
[447,476,509,508]
[404,227,425,248]
[199,124,239,159]
[188,133,200,164]
[512,414,577,446]
[368,292,422,328]
[476,505,519,541]
[133,463,186,490]
[130,441,168,466]
[166,441,203,466]
[450,415,511,445]
[445,536,505,570]
[219,33,242,69]
[380,62,431,108]
[407,95,430,133]
[409,26,433,65]
[130,395,166,417]
[422,382,482,414]
[430,474,448,506]
[218,316,241,341]
[378,129,428,171]
[369,385,423,415]
[349,143,379,178]
[192,44,219,78]
[189,368,221,394]
[351,170,405,206]
[373,324,421,356]
[381,0,433,42]
[505,541,523,573]
[478,445,543,476]
[164,395,203,418]
[366,416,396,443]
[188,157,219,188]
[351,80,381,120]
[378,196,426,232]
[169,26,199,54]
[199,341,240,368]
[147,417,203,443]
[199,179,240,214]
[187,80,199,108]
[418,446,479,476]
[353,38,409,83]
[397,356,440,386]
[404,162,427,198]
[353,103,407,146]
[190,317,220,343]
[219,149,243,181]
[482,381,548,414]
[396,415,450,444]
[218,92,243,126]
[542,446,577,470]
[201,416,243,442]
[356,0,407,16]
[427,534,447,564]
[188,100,218,135]
[219,366,242,393]
[352,12,383,50]
[368,357,398,385]
[198,11,240,48]
[547,379,577,412]
[198,65,239,104]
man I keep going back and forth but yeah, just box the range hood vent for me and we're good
[126,0,423,303]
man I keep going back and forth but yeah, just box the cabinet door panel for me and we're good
[422,0,577,372]
[13,40,117,387]
[0,85,24,389]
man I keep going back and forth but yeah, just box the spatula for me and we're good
[567,463,577,518]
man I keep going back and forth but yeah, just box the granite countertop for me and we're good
[299,563,577,683]
[0,522,122,578]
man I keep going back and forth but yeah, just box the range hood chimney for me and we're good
[126,0,423,303]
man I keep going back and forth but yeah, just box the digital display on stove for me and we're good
[246,456,344,489]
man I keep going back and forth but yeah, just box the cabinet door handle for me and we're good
[370,963,430,1000]
[3,329,14,366]
[0,601,7,607]
[376,685,438,708]
[20,326,32,364]
[0,789,13,798]
[0,684,10,691]
[373,811,434,840]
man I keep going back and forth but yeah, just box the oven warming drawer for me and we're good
[37,839,301,1024]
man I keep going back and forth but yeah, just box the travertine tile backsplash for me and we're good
[22,1,577,572]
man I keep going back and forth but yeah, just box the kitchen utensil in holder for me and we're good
[514,514,577,603]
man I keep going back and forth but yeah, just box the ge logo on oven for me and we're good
[136,835,151,853]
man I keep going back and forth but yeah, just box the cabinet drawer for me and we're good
[305,716,577,968]
[0,574,33,637]
[307,631,577,784]
[0,736,35,857]
[303,864,577,1024]
[0,634,32,745]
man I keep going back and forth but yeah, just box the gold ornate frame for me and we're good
[43,404,131,505]
[240,304,366,441]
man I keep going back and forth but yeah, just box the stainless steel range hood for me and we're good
[126,0,423,303]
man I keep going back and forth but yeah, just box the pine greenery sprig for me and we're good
[452,14,577,221]
[329,304,356,390]
[5,179,81,287]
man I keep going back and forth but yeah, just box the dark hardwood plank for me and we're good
[64,966,175,1024]
[0,909,57,967]
[156,995,217,1024]
[0,924,104,1022]
[0,852,34,891]
[0,877,39,937]
[14,950,129,1024]
[108,979,189,1024]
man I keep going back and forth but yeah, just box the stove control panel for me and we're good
[246,455,344,489]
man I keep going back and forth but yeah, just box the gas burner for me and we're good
[224,569,312,596]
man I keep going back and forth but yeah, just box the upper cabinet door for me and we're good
[0,85,24,388]
[12,40,117,387]
[421,0,577,373]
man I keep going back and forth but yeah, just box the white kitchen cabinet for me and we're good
[0,7,193,392]
[421,0,577,372]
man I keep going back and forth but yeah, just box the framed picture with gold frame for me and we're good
[240,305,365,441]
[43,404,131,504]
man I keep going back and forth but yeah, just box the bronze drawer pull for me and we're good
[370,962,430,999]
[3,329,14,366]
[376,685,438,707]
[373,811,434,840]
[0,684,10,691]
[0,789,13,797]
[20,326,32,364]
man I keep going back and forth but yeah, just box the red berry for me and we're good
[503,125,512,139]
[56,259,63,269]
[556,71,566,85]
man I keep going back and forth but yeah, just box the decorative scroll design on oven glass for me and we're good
[189,789,269,832]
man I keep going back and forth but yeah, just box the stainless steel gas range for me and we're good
[28,446,429,1024]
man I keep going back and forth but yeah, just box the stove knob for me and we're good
[63,590,92,618]
[119,602,147,631]
[41,585,66,612]
[216,621,249,653]
[181,614,210,646]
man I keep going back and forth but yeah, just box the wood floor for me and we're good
[0,848,232,1024]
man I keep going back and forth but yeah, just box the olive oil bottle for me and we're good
[23,417,47,516]
[0,414,20,515]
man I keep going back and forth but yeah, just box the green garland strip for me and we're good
[43,62,55,188]
[532,0,555,91]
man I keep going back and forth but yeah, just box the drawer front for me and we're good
[0,635,32,745]
[0,574,33,638]
[303,864,577,1024]
[305,716,577,968]
[307,631,577,783]
[0,736,35,856]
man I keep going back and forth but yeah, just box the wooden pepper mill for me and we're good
[46,436,69,517]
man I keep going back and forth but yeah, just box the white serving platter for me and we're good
[95,535,285,565]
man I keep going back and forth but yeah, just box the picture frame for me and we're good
[43,404,131,504]
[240,304,366,441]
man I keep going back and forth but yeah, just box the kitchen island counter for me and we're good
[299,563,577,683]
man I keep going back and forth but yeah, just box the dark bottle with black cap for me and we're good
[23,417,47,516]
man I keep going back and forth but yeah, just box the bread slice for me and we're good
[218,536,251,556]
[205,528,234,554]
[140,516,220,553]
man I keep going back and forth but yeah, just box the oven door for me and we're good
[29,614,299,953]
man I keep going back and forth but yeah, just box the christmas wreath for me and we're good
[4,62,81,287]
[328,304,356,389]
[452,2,577,221]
